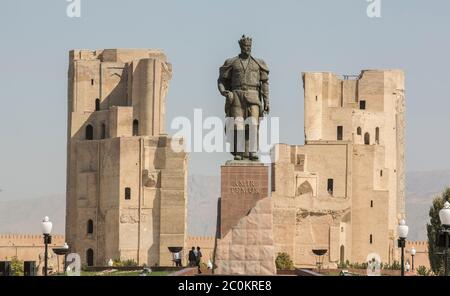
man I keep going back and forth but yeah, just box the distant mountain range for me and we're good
[1,170,449,241]
[187,175,220,236]
[0,194,65,235]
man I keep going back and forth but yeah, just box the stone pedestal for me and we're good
[214,161,276,275]
[220,161,269,238]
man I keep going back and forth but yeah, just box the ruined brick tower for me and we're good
[272,69,405,267]
[66,49,187,267]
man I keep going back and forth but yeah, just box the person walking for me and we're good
[188,247,196,267]
[196,246,203,274]
[173,251,182,267]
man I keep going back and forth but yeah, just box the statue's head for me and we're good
[238,35,252,56]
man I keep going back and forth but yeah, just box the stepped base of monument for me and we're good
[213,162,276,275]
[213,196,276,275]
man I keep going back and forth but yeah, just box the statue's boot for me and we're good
[234,153,244,161]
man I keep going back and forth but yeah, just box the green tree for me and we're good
[11,256,24,276]
[122,259,138,267]
[426,188,450,275]
[275,252,294,270]
[416,265,431,276]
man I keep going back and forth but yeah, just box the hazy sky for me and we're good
[1,0,450,201]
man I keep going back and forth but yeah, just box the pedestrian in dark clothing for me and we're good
[188,247,196,267]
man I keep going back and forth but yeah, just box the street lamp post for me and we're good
[41,216,52,276]
[439,201,450,276]
[410,247,416,271]
[397,219,409,276]
[63,242,69,272]
[63,243,69,272]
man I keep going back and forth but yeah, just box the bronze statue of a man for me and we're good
[218,35,269,161]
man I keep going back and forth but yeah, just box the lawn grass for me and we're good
[54,270,170,276]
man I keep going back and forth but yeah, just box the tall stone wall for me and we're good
[406,241,430,270]
[0,234,65,275]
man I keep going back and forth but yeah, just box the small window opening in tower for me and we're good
[359,100,366,110]
[327,179,334,195]
[91,79,94,86]
[85,124,94,140]
[364,132,370,145]
[95,99,100,111]
[375,127,380,144]
[101,123,106,139]
[86,249,94,266]
[337,126,343,141]
[87,219,94,234]
[125,187,131,200]
[133,119,139,136]
[357,127,362,135]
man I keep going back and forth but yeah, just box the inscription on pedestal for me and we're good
[231,180,259,194]
[220,164,269,237]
